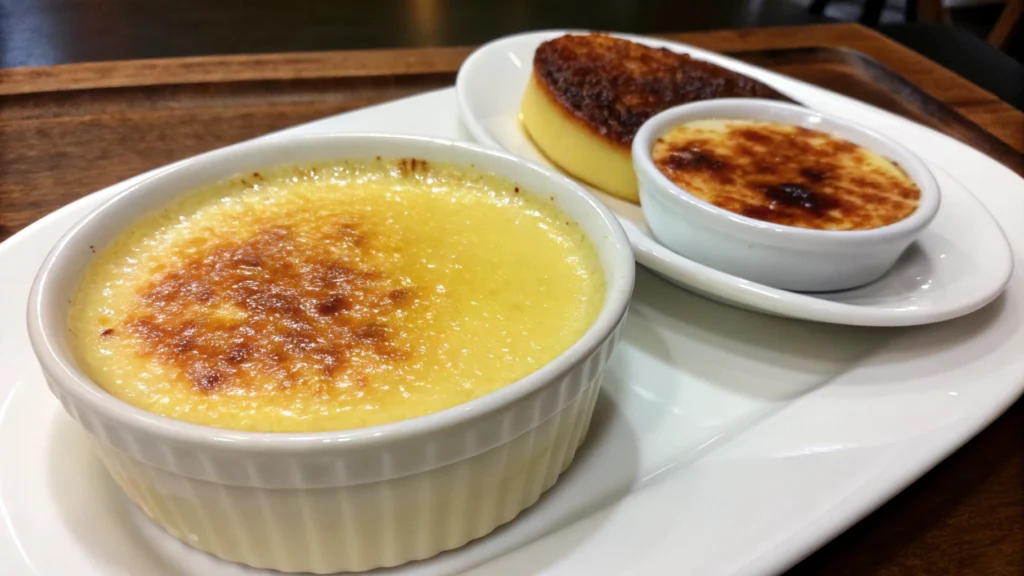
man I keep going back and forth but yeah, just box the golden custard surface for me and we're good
[71,159,604,432]
[652,120,921,230]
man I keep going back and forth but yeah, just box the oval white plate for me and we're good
[3,87,1024,576]
[455,30,1014,327]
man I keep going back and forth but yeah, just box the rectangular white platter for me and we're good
[0,69,1022,575]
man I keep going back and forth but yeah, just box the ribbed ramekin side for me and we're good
[42,311,623,490]
[46,306,625,572]
[81,364,608,573]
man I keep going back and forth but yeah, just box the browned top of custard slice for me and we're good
[532,34,791,146]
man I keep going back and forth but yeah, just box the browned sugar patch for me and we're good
[123,223,415,394]
[652,123,920,230]
[533,34,791,146]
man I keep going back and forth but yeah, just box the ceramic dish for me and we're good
[633,98,940,292]
[26,134,635,573]
[2,88,1023,576]
[455,30,1013,326]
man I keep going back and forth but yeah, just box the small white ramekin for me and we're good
[27,134,634,573]
[632,98,940,292]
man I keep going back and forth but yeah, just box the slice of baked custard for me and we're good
[520,34,789,203]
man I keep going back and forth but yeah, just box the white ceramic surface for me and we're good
[26,134,633,573]
[633,98,940,292]
[455,30,1013,326]
[1,85,1023,576]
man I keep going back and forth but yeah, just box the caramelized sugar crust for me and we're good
[652,121,920,230]
[533,34,790,146]
[71,158,607,431]
[124,223,414,393]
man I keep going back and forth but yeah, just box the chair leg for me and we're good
[989,0,1023,48]
[808,0,831,16]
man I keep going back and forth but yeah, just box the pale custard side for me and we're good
[520,74,639,202]
[70,159,605,432]
[651,119,921,231]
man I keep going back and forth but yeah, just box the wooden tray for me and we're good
[0,23,1022,576]
[734,47,1024,173]
[2,25,1023,246]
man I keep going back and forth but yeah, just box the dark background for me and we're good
[0,0,826,67]
[2,0,1022,109]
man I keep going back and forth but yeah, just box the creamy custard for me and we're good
[651,120,920,230]
[521,74,639,202]
[70,159,604,432]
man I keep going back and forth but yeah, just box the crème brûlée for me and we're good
[651,119,921,230]
[70,158,605,433]
[520,34,789,203]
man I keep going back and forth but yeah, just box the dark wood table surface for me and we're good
[1,5,1023,575]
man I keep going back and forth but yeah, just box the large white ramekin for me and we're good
[633,99,940,292]
[27,134,634,573]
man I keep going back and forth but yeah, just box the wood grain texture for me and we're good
[732,46,1024,172]
[659,25,1024,150]
[0,47,474,96]
[0,22,1022,575]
